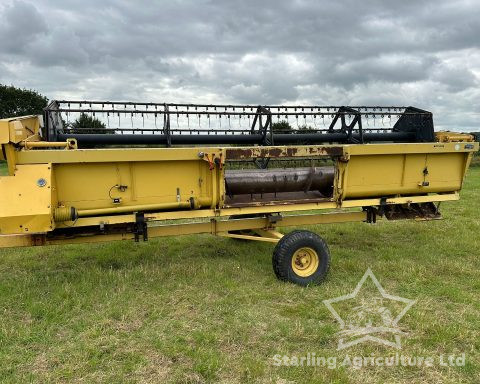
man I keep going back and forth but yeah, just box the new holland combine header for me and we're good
[0,101,477,285]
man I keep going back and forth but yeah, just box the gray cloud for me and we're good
[0,0,479,131]
[0,0,47,54]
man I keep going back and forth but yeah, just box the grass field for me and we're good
[0,162,479,383]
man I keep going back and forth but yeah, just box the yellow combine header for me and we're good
[0,102,477,285]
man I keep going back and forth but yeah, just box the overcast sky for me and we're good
[1,0,479,131]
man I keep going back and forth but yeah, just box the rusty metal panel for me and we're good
[226,145,344,160]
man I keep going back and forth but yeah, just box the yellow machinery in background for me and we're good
[0,102,477,285]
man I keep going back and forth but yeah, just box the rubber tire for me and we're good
[272,230,330,286]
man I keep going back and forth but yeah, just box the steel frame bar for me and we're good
[49,192,460,230]
[0,211,368,248]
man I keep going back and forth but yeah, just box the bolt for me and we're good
[37,178,47,187]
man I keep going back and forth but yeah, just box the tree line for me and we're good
[1,84,320,132]
[0,84,104,128]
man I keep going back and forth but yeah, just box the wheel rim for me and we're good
[291,247,319,277]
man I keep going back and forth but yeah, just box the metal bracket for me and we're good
[328,106,363,144]
[31,234,46,246]
[134,212,148,242]
[267,213,282,225]
[163,103,171,147]
[377,197,388,217]
[220,228,283,243]
[364,207,377,223]
[198,151,224,170]
[251,106,273,169]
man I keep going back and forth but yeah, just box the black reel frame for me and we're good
[44,101,435,149]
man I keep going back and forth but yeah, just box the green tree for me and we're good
[272,120,293,133]
[297,125,314,133]
[0,84,48,119]
[271,121,314,134]
[70,113,106,129]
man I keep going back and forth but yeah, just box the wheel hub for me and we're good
[291,247,319,277]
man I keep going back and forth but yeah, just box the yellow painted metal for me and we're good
[55,207,371,229]
[0,115,477,247]
[291,247,319,277]
[3,144,16,175]
[0,234,41,247]
[435,131,475,143]
[0,115,41,144]
[58,192,441,230]
[0,164,53,234]
[53,189,458,231]
[342,192,459,206]
[218,232,281,243]
[0,115,42,173]
[14,143,476,209]
[252,229,284,239]
[15,142,477,165]
[337,142,478,200]
[54,206,75,222]
[16,147,227,164]
[0,120,9,144]
[77,201,193,217]
[343,142,478,156]
[19,139,77,150]
[219,228,285,243]
[40,159,216,215]
[0,210,367,248]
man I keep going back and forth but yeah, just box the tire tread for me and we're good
[272,230,330,286]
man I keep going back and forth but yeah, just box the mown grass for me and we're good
[0,164,479,383]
